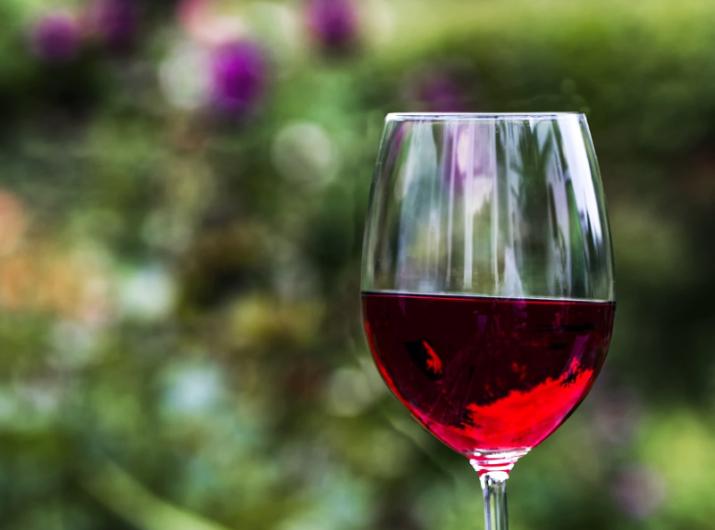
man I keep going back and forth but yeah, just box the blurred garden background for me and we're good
[0,0,714,528]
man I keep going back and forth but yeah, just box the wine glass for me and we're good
[361,113,615,530]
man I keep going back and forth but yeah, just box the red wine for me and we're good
[362,292,614,470]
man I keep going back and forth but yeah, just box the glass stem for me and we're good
[480,471,509,530]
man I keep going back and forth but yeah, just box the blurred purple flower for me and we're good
[306,0,359,54]
[613,466,666,519]
[592,387,642,446]
[87,0,139,51]
[441,122,496,196]
[209,40,268,116]
[30,12,81,62]
[411,71,466,112]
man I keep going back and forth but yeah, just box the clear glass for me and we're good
[361,112,615,530]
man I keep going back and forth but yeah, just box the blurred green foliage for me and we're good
[0,0,713,529]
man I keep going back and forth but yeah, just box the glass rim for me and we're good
[386,112,586,121]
